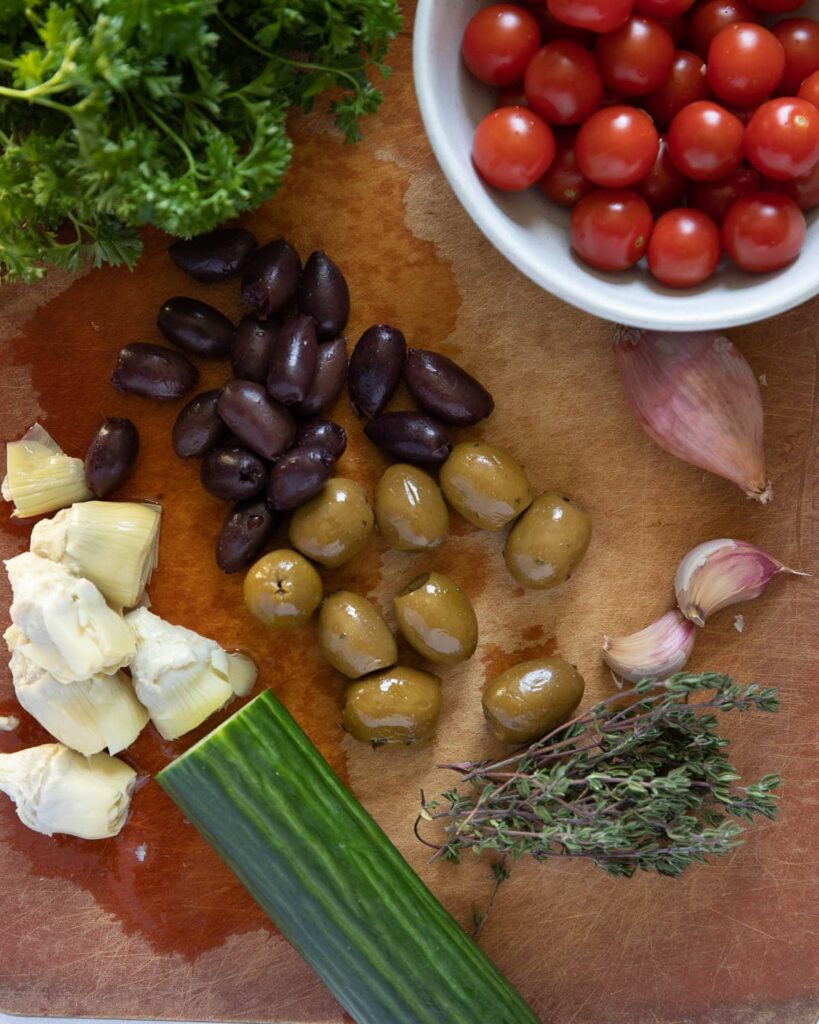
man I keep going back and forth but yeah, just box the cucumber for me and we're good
[158,690,539,1024]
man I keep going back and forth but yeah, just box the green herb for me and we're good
[420,673,781,883]
[0,0,401,282]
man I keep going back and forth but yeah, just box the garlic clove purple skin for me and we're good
[602,610,696,684]
[675,538,807,627]
[614,327,772,503]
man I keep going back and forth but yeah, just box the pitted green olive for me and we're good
[440,441,532,531]
[318,591,397,679]
[374,463,449,552]
[289,477,374,568]
[394,572,478,665]
[504,491,592,589]
[243,549,323,629]
[342,667,442,745]
[482,658,585,744]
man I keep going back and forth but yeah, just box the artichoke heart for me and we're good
[31,500,161,610]
[126,608,257,740]
[2,424,92,519]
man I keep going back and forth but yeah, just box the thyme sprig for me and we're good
[419,673,781,880]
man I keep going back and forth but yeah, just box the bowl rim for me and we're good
[412,0,819,330]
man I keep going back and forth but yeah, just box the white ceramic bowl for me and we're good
[413,0,819,330]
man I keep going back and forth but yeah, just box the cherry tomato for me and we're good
[772,19,819,96]
[497,85,529,108]
[707,24,785,106]
[462,5,542,86]
[576,105,660,186]
[570,189,654,270]
[524,41,603,124]
[688,164,762,221]
[528,5,596,46]
[657,15,689,43]
[744,98,819,180]
[635,0,696,16]
[596,16,676,96]
[746,0,804,12]
[667,100,745,179]
[547,0,634,34]
[647,208,722,286]
[538,132,594,205]
[643,49,710,125]
[686,0,761,58]
[633,136,689,209]
[765,159,819,209]
[799,70,819,108]
[722,191,806,271]
[472,107,557,190]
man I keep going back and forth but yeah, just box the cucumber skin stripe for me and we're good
[157,690,539,1024]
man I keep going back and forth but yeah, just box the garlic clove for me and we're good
[614,327,771,503]
[602,610,696,684]
[675,538,807,626]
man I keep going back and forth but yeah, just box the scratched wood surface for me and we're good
[1,7,818,1024]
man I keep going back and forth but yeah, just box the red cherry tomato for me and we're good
[657,14,689,43]
[462,4,542,86]
[744,98,819,180]
[746,0,804,11]
[570,189,654,270]
[722,191,806,271]
[643,49,710,125]
[528,5,596,46]
[647,208,722,286]
[765,159,819,209]
[667,100,745,179]
[547,0,634,34]
[707,24,785,106]
[633,136,689,210]
[688,164,762,221]
[596,16,676,96]
[472,107,557,190]
[799,70,819,108]
[772,19,819,96]
[635,0,696,16]
[497,85,529,108]
[538,132,594,205]
[524,41,603,124]
[576,105,660,186]
[686,0,761,58]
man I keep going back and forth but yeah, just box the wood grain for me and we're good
[1,8,818,1023]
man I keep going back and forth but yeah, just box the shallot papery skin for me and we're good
[614,327,772,502]
[602,609,696,684]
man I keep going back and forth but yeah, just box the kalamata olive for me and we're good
[296,337,348,417]
[241,238,302,318]
[404,349,494,426]
[244,549,323,629]
[168,228,257,282]
[348,324,406,418]
[505,492,592,589]
[232,315,279,383]
[267,314,318,406]
[111,343,198,400]
[297,250,350,340]
[482,658,585,744]
[440,441,532,530]
[200,446,268,501]
[267,445,336,511]
[84,417,140,497]
[295,419,347,460]
[157,296,235,358]
[216,497,279,574]
[342,668,442,745]
[364,412,451,465]
[217,380,296,460]
[172,390,229,459]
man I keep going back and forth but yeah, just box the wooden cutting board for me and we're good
[1,7,818,1022]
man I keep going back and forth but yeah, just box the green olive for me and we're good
[318,591,398,679]
[289,478,374,568]
[393,572,478,665]
[504,491,592,590]
[342,667,442,745]
[439,442,532,531]
[243,549,323,629]
[374,463,449,552]
[482,658,585,744]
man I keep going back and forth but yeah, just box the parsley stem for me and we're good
[134,97,199,179]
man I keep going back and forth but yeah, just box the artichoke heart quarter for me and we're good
[2,424,92,519]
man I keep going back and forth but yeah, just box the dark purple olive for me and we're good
[404,349,495,427]
[297,251,350,340]
[200,446,268,501]
[172,390,229,459]
[348,325,406,419]
[111,343,198,400]
[267,446,336,511]
[217,380,296,461]
[168,228,257,283]
[232,315,279,383]
[295,420,347,460]
[84,418,139,497]
[297,337,348,417]
[364,412,451,465]
[216,497,279,574]
[157,297,235,359]
[242,238,302,318]
[267,314,318,406]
